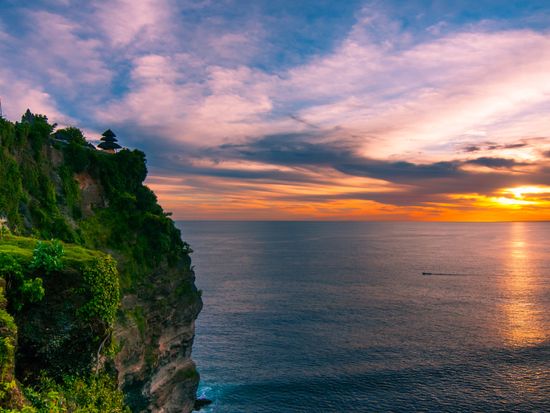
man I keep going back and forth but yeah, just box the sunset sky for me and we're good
[2,0,550,220]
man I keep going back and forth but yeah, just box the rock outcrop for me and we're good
[115,262,202,412]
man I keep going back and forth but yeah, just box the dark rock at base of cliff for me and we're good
[193,398,213,410]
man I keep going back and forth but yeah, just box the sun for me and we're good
[503,186,550,198]
[491,197,537,207]
[491,185,550,208]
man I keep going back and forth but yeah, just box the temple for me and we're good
[97,129,122,153]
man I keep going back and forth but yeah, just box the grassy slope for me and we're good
[0,235,103,265]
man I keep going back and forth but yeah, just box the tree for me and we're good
[54,127,87,145]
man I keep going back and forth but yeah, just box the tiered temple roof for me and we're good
[97,129,122,152]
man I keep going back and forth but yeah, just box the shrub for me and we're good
[54,127,87,146]
[0,254,45,312]
[21,373,130,413]
[78,256,120,328]
[0,255,23,283]
[30,241,64,274]
[20,278,45,306]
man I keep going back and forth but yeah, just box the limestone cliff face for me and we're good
[114,261,203,413]
[74,171,107,215]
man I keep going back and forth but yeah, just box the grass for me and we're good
[0,235,104,267]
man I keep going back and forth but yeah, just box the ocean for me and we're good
[176,221,550,412]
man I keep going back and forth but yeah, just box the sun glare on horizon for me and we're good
[491,186,550,208]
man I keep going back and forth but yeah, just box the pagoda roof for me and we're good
[98,141,122,150]
[101,129,117,141]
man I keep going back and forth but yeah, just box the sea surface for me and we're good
[176,221,550,412]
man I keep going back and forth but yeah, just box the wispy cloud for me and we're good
[94,0,175,49]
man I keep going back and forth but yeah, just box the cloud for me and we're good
[94,15,550,164]
[25,11,111,92]
[461,141,531,153]
[463,145,482,153]
[464,157,528,169]
[3,1,550,219]
[0,68,70,123]
[139,130,549,211]
[93,0,174,49]
[0,8,110,123]
[287,29,550,158]
[214,133,535,182]
[96,58,281,145]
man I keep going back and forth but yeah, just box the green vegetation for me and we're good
[0,236,126,410]
[0,311,17,379]
[18,279,44,309]
[0,278,22,410]
[53,127,87,146]
[66,146,188,287]
[0,253,43,313]
[1,111,191,289]
[78,256,120,328]
[0,237,103,268]
[2,373,130,413]
[0,115,74,240]
[29,240,64,275]
[0,111,198,412]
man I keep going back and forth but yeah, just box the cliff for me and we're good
[0,112,202,412]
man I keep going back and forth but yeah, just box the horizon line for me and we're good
[173,219,550,223]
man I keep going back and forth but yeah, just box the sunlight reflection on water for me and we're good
[502,222,547,347]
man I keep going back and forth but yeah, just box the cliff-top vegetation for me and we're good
[0,111,200,412]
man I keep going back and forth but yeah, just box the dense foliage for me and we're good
[4,373,130,413]
[65,144,188,286]
[0,301,18,409]
[78,256,120,328]
[0,111,190,289]
[0,236,127,411]
[0,253,43,313]
[0,111,196,412]
[0,115,74,240]
[29,241,64,275]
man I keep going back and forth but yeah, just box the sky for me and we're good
[1,0,550,221]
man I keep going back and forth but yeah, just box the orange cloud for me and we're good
[148,172,550,221]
